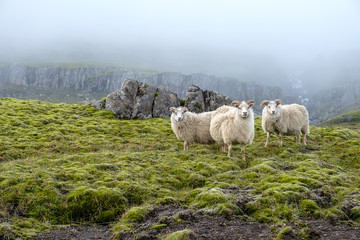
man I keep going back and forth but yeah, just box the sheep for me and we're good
[210,100,255,160]
[170,106,215,150]
[210,101,241,152]
[260,99,309,147]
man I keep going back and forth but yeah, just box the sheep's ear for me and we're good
[170,107,176,113]
[183,107,188,112]
[260,100,269,107]
[246,100,255,108]
[275,99,283,106]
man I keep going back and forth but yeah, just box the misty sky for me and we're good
[1,0,360,74]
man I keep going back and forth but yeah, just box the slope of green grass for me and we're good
[0,98,359,239]
[319,108,360,129]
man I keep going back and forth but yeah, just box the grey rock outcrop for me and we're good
[203,90,232,111]
[153,87,180,117]
[184,85,205,113]
[184,85,232,113]
[106,80,139,119]
[105,79,180,119]
[132,83,158,119]
[91,100,106,110]
[104,81,234,119]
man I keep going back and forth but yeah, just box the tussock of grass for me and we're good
[0,98,359,239]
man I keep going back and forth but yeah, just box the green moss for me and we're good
[66,186,127,221]
[180,98,186,106]
[0,222,17,240]
[324,207,348,221]
[0,98,359,237]
[276,226,294,240]
[151,224,167,230]
[97,210,116,223]
[101,97,107,103]
[299,200,320,217]
[124,206,150,223]
[214,202,241,216]
[164,229,196,240]
[190,188,227,208]
[350,207,360,221]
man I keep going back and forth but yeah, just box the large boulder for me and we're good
[184,88,205,113]
[203,90,232,111]
[91,100,106,110]
[105,79,180,119]
[184,85,232,113]
[105,79,139,119]
[153,87,180,117]
[132,83,158,118]
[104,81,233,119]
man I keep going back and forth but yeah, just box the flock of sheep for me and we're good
[170,99,309,160]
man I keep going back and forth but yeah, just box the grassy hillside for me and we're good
[0,98,359,239]
[0,83,107,104]
[318,108,360,129]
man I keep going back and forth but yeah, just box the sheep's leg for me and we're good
[241,145,246,161]
[220,143,226,152]
[296,133,301,144]
[183,141,189,151]
[303,133,307,146]
[227,143,232,158]
[279,133,283,147]
[265,132,270,147]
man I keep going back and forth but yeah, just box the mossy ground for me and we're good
[0,98,359,239]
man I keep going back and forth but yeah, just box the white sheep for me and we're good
[170,106,215,150]
[210,100,255,160]
[260,99,309,147]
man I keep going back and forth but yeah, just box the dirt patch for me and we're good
[31,208,360,240]
[30,225,112,240]
[305,220,360,240]
[116,206,274,240]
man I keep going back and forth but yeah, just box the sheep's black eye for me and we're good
[268,106,270,108]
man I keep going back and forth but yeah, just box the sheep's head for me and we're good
[260,99,283,115]
[170,106,188,122]
[231,100,255,118]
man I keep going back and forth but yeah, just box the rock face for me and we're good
[153,87,180,118]
[184,85,232,113]
[104,81,234,119]
[307,80,360,124]
[90,100,105,110]
[0,64,283,106]
[132,83,158,119]
[105,79,180,119]
[106,80,139,119]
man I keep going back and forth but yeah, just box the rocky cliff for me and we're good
[0,63,282,108]
[306,80,360,124]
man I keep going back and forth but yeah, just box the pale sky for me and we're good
[1,0,359,74]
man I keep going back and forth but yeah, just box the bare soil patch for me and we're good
[31,207,360,240]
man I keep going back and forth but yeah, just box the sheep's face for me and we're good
[260,99,283,116]
[170,107,188,122]
[231,100,255,118]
